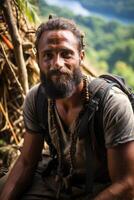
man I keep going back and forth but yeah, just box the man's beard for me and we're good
[40,67,82,99]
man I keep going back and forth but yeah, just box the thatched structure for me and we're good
[0,0,39,174]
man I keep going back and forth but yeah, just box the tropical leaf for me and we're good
[16,0,40,23]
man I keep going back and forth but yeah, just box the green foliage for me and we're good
[0,139,6,147]
[17,0,40,23]
[78,0,134,20]
[108,39,134,71]
[113,61,134,89]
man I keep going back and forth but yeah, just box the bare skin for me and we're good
[1,29,134,200]
[94,142,134,200]
[0,133,44,200]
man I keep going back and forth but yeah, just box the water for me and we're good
[45,0,134,25]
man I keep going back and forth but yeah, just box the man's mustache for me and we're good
[48,67,72,76]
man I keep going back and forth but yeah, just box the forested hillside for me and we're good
[78,0,134,20]
[39,0,134,88]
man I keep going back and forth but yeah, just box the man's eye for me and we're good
[44,53,53,60]
[62,51,72,58]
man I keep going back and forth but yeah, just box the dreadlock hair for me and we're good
[35,15,85,56]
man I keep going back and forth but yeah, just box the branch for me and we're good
[2,0,29,94]
[0,103,19,145]
[0,42,25,99]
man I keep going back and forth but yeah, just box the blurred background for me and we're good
[0,0,134,175]
[39,0,134,87]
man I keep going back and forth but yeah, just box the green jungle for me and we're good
[39,0,134,89]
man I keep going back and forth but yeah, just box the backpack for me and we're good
[86,74,134,147]
[66,74,134,161]
[35,74,134,193]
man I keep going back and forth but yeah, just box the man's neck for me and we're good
[55,80,84,111]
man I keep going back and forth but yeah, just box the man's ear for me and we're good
[79,50,85,64]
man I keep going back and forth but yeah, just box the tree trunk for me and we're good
[2,0,29,94]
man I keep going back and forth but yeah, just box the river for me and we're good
[45,0,134,25]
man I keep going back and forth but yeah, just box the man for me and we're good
[0,16,134,200]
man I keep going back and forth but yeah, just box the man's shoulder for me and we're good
[28,83,41,96]
[24,83,42,108]
[87,75,129,100]
[26,83,44,102]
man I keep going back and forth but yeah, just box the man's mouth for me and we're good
[48,70,70,78]
[49,70,62,76]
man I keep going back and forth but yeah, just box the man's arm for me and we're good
[0,131,44,200]
[94,141,134,200]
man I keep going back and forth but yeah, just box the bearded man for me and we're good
[0,16,134,200]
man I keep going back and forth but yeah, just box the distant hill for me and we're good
[78,0,134,20]
[38,0,134,88]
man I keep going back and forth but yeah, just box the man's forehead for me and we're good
[47,37,65,45]
[41,30,78,44]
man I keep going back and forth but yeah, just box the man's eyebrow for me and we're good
[47,38,67,44]
[42,48,74,53]
[43,49,52,53]
[60,48,74,52]
[40,49,51,55]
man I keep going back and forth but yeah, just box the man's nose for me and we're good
[52,54,64,67]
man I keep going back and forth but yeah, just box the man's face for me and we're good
[37,30,84,99]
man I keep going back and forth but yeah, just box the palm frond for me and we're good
[16,0,40,23]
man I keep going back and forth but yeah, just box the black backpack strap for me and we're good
[88,77,115,102]
[84,77,115,194]
[36,84,57,158]
[36,84,48,130]
[100,74,131,95]
[100,74,134,108]
[84,127,94,194]
[77,78,109,138]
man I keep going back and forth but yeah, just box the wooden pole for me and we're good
[2,0,29,94]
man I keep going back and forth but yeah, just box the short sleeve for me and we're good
[23,84,44,134]
[103,87,134,148]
